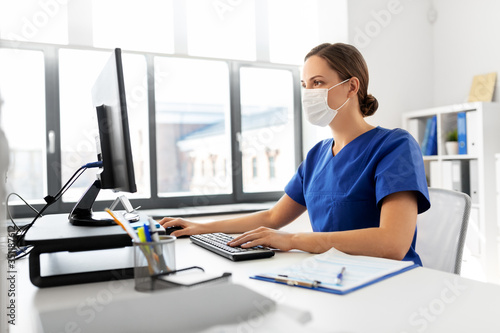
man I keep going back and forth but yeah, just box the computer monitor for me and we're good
[69,48,137,226]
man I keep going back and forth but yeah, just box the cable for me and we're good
[6,192,40,232]
[5,193,41,260]
[43,165,85,204]
[7,161,103,261]
[18,166,86,239]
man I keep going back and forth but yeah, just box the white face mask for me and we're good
[302,79,350,127]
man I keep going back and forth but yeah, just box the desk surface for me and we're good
[9,236,500,333]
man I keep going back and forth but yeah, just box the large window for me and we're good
[268,0,320,64]
[0,0,68,45]
[0,49,46,203]
[239,67,296,193]
[0,0,348,216]
[0,43,301,217]
[185,0,256,60]
[92,0,175,54]
[154,57,232,197]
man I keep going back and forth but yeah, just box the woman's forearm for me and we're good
[291,191,418,259]
[203,194,306,234]
[291,227,410,260]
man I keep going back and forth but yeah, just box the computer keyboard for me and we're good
[190,233,275,261]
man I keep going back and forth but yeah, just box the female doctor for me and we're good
[160,43,430,264]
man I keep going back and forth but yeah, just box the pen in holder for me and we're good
[133,235,176,292]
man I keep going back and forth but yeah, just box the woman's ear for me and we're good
[347,77,360,97]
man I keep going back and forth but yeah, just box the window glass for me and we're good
[268,0,319,65]
[239,67,295,193]
[92,0,174,53]
[154,57,231,197]
[0,49,46,202]
[0,0,68,45]
[186,0,256,60]
[59,49,150,202]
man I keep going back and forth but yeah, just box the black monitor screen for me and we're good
[69,48,137,226]
[92,49,137,193]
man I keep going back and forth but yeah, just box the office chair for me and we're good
[415,188,471,274]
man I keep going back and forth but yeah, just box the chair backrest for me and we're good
[415,188,471,274]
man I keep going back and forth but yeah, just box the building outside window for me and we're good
[252,157,258,179]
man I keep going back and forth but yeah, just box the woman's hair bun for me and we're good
[360,94,378,117]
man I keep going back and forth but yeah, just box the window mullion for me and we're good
[292,68,304,165]
[147,54,159,200]
[44,47,62,211]
[229,62,243,201]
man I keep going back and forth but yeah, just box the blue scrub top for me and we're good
[285,126,430,265]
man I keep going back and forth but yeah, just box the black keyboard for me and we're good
[190,233,275,261]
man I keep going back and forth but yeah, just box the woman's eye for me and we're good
[313,80,322,87]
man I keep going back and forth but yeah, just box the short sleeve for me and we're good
[284,162,307,207]
[374,130,430,214]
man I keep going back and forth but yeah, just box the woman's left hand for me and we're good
[227,227,295,251]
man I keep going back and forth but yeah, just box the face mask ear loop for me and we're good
[335,97,350,111]
[325,79,350,111]
[327,78,350,91]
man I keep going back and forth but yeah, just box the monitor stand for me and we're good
[24,213,143,287]
[69,179,138,226]
[109,194,141,222]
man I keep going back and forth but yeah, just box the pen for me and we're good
[137,226,160,274]
[106,208,127,231]
[143,223,153,242]
[147,217,162,243]
[105,208,140,242]
[335,267,346,286]
[147,217,158,234]
[147,217,169,272]
[274,275,321,288]
[137,226,147,243]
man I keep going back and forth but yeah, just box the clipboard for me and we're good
[250,248,418,295]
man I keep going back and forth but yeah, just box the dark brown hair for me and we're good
[305,43,378,117]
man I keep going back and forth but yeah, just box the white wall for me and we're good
[345,0,500,128]
[433,0,500,106]
[347,0,434,129]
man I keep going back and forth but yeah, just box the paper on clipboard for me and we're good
[251,247,417,295]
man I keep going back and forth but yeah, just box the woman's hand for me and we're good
[158,217,209,238]
[227,227,295,252]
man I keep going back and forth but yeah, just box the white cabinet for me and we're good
[496,153,500,276]
[403,102,500,282]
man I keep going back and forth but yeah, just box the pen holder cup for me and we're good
[133,235,176,292]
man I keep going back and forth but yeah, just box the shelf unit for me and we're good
[403,102,500,282]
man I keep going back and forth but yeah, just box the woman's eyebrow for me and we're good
[301,75,325,85]
[307,75,324,81]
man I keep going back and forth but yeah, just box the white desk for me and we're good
[8,230,500,333]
